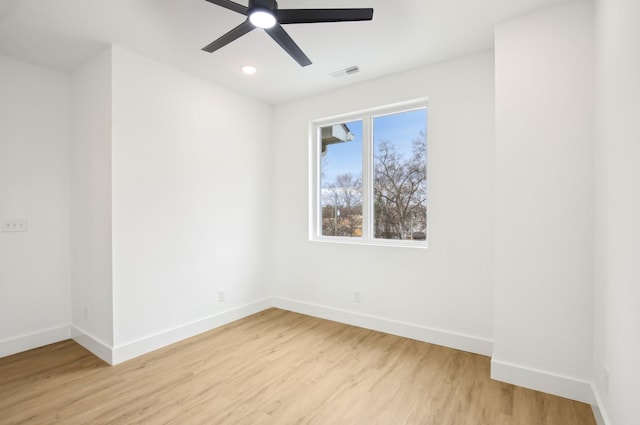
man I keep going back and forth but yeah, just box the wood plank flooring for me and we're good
[0,308,596,425]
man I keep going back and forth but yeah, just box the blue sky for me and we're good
[321,108,427,186]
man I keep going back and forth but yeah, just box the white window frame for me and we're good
[309,98,429,248]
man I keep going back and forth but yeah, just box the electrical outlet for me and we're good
[1,218,27,232]
[353,291,361,303]
[603,366,610,395]
[218,289,225,302]
[83,305,89,321]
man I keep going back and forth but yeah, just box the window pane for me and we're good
[373,109,427,240]
[320,120,363,237]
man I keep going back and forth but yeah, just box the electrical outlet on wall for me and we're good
[218,289,225,302]
[353,291,361,303]
[603,366,610,395]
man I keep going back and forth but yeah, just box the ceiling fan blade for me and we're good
[204,0,248,15]
[277,8,374,25]
[202,20,255,53]
[265,25,312,67]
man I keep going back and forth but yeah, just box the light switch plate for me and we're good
[1,218,28,232]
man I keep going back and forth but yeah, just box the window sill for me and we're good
[310,236,428,249]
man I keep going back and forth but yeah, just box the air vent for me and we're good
[331,66,360,78]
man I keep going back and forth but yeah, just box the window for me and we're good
[310,99,428,247]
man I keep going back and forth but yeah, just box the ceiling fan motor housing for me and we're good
[249,0,277,16]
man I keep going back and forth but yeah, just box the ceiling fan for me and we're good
[202,0,374,67]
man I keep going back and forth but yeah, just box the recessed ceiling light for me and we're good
[241,65,257,75]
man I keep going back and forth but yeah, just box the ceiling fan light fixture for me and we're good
[249,9,277,29]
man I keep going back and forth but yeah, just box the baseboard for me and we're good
[111,298,273,365]
[71,325,114,365]
[0,325,70,358]
[491,358,593,403]
[271,296,493,356]
[590,383,612,425]
[591,404,606,425]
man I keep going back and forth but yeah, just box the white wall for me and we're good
[0,54,71,356]
[271,52,495,354]
[70,47,114,353]
[493,0,595,402]
[110,47,272,356]
[593,0,640,423]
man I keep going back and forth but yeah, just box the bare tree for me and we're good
[374,132,426,239]
[321,173,363,237]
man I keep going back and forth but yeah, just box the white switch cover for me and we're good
[1,218,27,232]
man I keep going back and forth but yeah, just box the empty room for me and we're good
[0,0,637,424]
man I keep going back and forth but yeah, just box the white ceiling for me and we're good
[0,0,568,104]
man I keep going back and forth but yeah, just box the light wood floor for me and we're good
[0,308,595,425]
